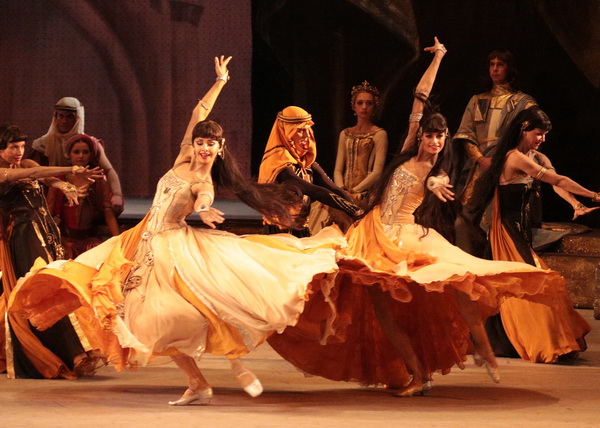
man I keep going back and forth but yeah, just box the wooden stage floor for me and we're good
[1,309,598,427]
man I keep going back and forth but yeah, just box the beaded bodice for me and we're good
[379,166,425,226]
[145,170,200,232]
[341,128,378,189]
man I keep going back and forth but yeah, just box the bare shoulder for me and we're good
[20,159,39,168]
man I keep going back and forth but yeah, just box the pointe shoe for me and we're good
[168,387,213,406]
[474,351,500,383]
[236,371,263,398]
[483,362,500,384]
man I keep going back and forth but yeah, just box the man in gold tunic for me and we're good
[453,50,537,254]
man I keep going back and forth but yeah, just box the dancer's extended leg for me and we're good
[454,290,500,383]
[368,287,430,396]
[229,357,263,397]
[169,354,213,405]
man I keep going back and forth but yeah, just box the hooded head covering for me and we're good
[65,133,103,168]
[258,106,317,183]
[32,97,85,166]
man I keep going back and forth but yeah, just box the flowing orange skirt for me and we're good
[270,206,568,385]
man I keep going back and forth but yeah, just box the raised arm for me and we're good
[175,55,232,167]
[401,37,447,153]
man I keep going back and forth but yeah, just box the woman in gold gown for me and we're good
[309,81,388,233]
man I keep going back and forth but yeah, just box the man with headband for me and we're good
[30,97,124,214]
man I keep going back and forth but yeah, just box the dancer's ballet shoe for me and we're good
[474,351,500,383]
[236,371,263,397]
[168,387,213,406]
[393,380,431,397]
[484,362,500,384]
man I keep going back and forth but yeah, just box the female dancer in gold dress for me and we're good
[9,57,346,405]
[269,38,565,397]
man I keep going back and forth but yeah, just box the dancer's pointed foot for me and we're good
[474,349,500,383]
[393,379,431,397]
[168,386,213,406]
[236,370,263,397]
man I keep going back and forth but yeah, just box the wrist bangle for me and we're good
[435,45,447,54]
[61,182,77,193]
[72,165,85,174]
[409,113,423,123]
[427,176,445,190]
[216,72,230,82]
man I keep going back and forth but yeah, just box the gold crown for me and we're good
[351,81,380,107]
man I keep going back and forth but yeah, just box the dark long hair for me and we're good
[413,113,459,241]
[0,124,27,150]
[365,107,458,239]
[472,106,552,215]
[192,120,304,229]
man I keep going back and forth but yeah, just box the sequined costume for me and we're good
[269,159,565,386]
[9,169,344,369]
[486,170,591,362]
[0,170,89,379]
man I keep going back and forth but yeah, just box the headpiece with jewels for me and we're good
[351,81,380,108]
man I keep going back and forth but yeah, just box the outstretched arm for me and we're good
[1,162,101,183]
[175,55,232,167]
[508,151,599,203]
[401,37,447,153]
[535,152,600,219]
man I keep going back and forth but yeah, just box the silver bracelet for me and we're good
[409,113,423,123]
[216,72,230,82]
[427,176,445,190]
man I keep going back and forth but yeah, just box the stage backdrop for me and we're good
[252,0,600,226]
[0,0,252,196]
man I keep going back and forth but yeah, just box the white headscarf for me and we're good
[32,97,85,166]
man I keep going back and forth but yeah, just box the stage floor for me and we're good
[1,310,598,427]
